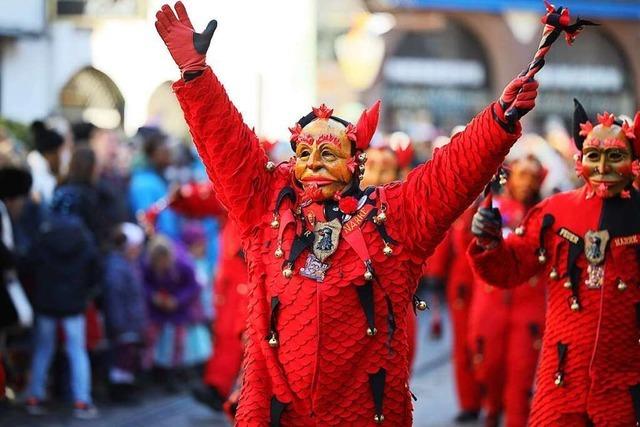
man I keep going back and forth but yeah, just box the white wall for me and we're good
[92,0,318,137]
[1,22,92,124]
[1,0,317,140]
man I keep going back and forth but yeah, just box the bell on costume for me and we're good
[268,331,279,347]
[282,264,293,278]
[265,161,276,172]
[374,414,385,424]
[383,244,393,256]
[367,327,378,336]
[554,371,564,387]
[570,297,580,312]
[374,211,387,224]
[537,248,547,264]
[549,268,558,280]
[415,299,428,311]
[274,246,284,258]
[271,214,280,229]
[617,278,627,291]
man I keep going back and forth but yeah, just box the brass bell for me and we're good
[383,245,393,256]
[358,152,367,163]
[366,327,377,336]
[563,280,572,289]
[359,164,366,172]
[374,414,384,424]
[375,211,387,224]
[515,226,524,236]
[570,298,580,312]
[270,218,280,229]
[554,372,563,387]
[416,300,428,311]
[274,247,284,258]
[282,267,293,278]
[268,332,279,348]
[537,250,547,264]
[364,270,374,281]
[549,268,558,280]
[265,161,276,172]
[617,279,627,291]
[358,173,364,181]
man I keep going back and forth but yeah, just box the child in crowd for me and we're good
[103,223,146,403]
[142,235,205,389]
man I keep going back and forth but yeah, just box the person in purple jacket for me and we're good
[142,234,202,390]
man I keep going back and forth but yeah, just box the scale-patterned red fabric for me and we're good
[469,185,640,426]
[467,195,545,426]
[173,67,520,426]
[170,184,248,397]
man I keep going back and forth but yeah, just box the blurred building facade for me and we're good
[318,0,640,135]
[0,0,316,140]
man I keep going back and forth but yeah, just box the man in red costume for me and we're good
[425,205,483,424]
[470,100,640,426]
[154,2,538,424]
[467,155,547,427]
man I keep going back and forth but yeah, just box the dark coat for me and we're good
[30,214,100,317]
[103,252,146,340]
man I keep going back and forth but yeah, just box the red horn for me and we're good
[355,100,381,151]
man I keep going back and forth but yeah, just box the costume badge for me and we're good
[584,230,609,289]
[300,254,330,282]
[312,219,342,262]
[584,230,609,265]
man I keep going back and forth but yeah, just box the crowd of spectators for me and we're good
[0,119,215,419]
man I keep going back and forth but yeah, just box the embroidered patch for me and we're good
[612,234,640,247]
[557,228,580,245]
[584,229,610,265]
[312,219,342,262]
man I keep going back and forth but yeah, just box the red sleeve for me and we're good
[422,231,452,280]
[467,199,549,288]
[173,67,272,233]
[169,182,227,219]
[387,104,521,258]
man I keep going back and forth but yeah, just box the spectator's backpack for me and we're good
[30,212,100,317]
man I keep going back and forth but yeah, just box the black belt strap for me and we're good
[355,282,376,333]
[369,368,386,417]
[270,396,287,427]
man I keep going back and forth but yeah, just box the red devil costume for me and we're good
[469,100,640,426]
[154,2,538,424]
[468,191,546,427]
[426,207,484,422]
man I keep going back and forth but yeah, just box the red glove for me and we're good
[155,2,217,75]
[493,76,539,131]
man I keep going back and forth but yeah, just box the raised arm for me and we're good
[467,198,550,288]
[155,2,272,232]
[387,76,538,257]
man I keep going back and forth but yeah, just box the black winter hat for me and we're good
[31,120,64,154]
[0,167,32,199]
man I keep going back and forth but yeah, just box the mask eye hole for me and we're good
[584,151,600,162]
[607,150,626,162]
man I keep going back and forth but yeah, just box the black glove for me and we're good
[471,207,503,249]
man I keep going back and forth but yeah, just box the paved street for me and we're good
[0,305,478,427]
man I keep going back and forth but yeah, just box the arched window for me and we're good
[382,20,491,131]
[147,81,188,139]
[59,66,124,129]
